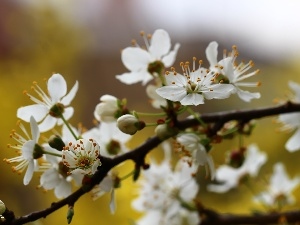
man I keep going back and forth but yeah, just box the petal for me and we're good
[55,179,72,198]
[17,104,48,122]
[116,71,153,85]
[29,116,40,142]
[162,43,180,67]
[206,41,219,67]
[149,29,171,59]
[22,140,35,159]
[221,57,235,82]
[40,168,60,189]
[23,160,34,185]
[180,93,204,106]
[156,86,187,102]
[203,84,234,99]
[286,128,300,152]
[121,47,151,71]
[288,81,300,101]
[48,74,67,103]
[58,107,74,125]
[165,73,186,86]
[61,80,79,106]
[236,88,261,102]
[109,189,116,214]
[38,115,57,132]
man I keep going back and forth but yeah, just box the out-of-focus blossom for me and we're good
[132,158,199,224]
[254,162,300,209]
[176,133,215,179]
[278,81,300,152]
[207,144,267,193]
[116,29,180,85]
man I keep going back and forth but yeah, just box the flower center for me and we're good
[106,140,121,155]
[148,60,164,76]
[76,156,93,170]
[33,144,44,159]
[49,103,65,117]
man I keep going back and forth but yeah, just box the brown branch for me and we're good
[4,101,300,225]
[200,208,300,224]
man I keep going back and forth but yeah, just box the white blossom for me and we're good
[156,60,234,106]
[39,149,84,199]
[82,121,131,157]
[254,163,300,209]
[62,139,101,175]
[207,144,267,193]
[176,133,215,179]
[5,116,42,185]
[94,95,119,122]
[278,81,300,152]
[132,158,199,223]
[205,41,261,102]
[17,73,78,132]
[116,29,180,85]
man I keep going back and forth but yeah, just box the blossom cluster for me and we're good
[3,28,300,225]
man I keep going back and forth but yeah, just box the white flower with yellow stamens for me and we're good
[62,139,101,175]
[205,41,261,102]
[5,116,43,185]
[17,73,78,132]
[156,58,234,106]
[116,29,180,85]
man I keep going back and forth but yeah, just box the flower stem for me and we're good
[119,170,134,181]
[132,111,166,117]
[186,107,207,127]
[60,114,78,140]
[43,150,62,157]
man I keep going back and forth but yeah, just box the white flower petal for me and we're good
[236,88,261,102]
[285,128,300,152]
[61,80,79,106]
[156,86,187,102]
[149,29,171,59]
[206,41,218,67]
[116,71,153,85]
[162,43,180,67]
[203,84,234,100]
[22,140,35,159]
[55,179,72,198]
[23,160,34,185]
[48,74,67,103]
[29,116,40,143]
[121,47,151,71]
[17,104,48,122]
[180,93,204,106]
[38,115,57,132]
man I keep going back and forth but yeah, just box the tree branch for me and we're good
[4,101,300,225]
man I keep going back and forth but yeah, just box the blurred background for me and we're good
[1,0,300,224]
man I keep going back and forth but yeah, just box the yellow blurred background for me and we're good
[1,0,300,224]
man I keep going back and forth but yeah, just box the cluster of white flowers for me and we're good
[4,28,300,225]
[132,157,199,225]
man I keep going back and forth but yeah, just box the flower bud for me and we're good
[117,115,144,135]
[94,95,119,122]
[0,200,6,215]
[48,135,65,151]
[155,124,178,140]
